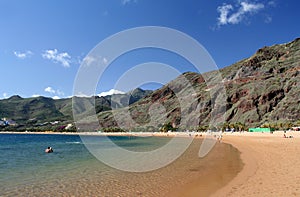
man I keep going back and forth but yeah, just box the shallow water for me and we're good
[0,133,242,196]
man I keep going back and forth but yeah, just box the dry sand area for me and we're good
[214,131,300,197]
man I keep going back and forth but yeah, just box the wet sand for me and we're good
[69,138,243,197]
[3,130,300,196]
[168,139,243,197]
[213,131,300,197]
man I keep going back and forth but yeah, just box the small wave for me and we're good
[66,141,82,144]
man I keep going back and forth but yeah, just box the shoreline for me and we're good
[0,130,242,196]
[169,140,243,197]
[2,130,300,196]
[0,132,242,196]
[0,130,208,138]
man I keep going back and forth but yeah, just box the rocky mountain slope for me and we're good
[1,38,299,131]
[96,38,300,130]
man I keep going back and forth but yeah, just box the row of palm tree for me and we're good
[99,119,300,133]
[220,122,246,132]
[260,122,295,130]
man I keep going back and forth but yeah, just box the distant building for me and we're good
[0,118,17,126]
[0,120,6,126]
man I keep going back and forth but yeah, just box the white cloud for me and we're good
[121,0,137,5]
[73,92,94,97]
[42,49,71,67]
[241,2,264,12]
[217,1,265,26]
[13,50,33,59]
[32,94,41,98]
[98,89,125,97]
[82,56,96,67]
[44,86,65,98]
[44,87,56,94]
[52,96,60,100]
[81,56,108,67]
[217,4,233,25]
[2,92,8,99]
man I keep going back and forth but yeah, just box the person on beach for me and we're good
[217,134,222,143]
[284,133,286,138]
[45,147,53,153]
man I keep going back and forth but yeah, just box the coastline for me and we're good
[0,131,242,196]
[2,130,299,196]
[0,130,205,137]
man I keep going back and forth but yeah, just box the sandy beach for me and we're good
[0,131,242,196]
[213,131,300,197]
[2,130,300,196]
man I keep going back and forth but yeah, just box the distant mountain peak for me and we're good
[7,95,23,100]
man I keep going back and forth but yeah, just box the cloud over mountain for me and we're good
[44,87,65,98]
[98,89,125,97]
[217,1,265,26]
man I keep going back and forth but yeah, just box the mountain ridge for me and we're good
[1,38,300,131]
[0,88,152,131]
[96,37,300,130]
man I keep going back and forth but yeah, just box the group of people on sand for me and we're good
[45,147,53,153]
[283,133,293,138]
[283,131,293,138]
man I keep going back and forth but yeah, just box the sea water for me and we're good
[0,133,242,196]
[0,134,173,196]
[0,134,89,194]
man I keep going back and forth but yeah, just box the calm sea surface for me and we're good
[0,133,242,196]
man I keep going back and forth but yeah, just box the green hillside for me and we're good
[1,38,300,132]
[0,88,152,131]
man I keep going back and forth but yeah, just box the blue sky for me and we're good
[0,0,299,99]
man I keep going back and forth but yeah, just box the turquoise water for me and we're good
[0,133,174,196]
[0,134,92,194]
[0,133,242,196]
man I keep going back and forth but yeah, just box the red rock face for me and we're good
[2,39,300,131]
[97,38,300,129]
[229,89,250,104]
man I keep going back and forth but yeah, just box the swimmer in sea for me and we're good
[45,147,53,153]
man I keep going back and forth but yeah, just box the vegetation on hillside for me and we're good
[1,38,300,132]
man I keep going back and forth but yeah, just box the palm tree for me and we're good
[222,122,230,132]
[261,123,270,128]
[236,122,246,131]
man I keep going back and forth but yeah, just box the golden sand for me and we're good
[4,130,298,196]
[213,131,300,197]
[63,138,243,197]
[0,132,242,196]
